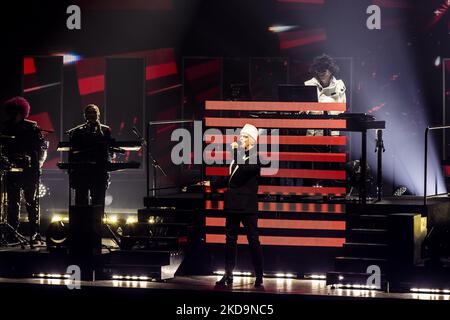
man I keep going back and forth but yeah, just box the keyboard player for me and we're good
[66,104,113,207]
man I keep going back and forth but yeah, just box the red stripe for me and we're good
[205,167,346,179]
[146,62,177,80]
[204,117,347,129]
[258,185,346,195]
[23,57,36,75]
[204,151,346,163]
[76,58,105,78]
[206,217,345,230]
[206,234,345,247]
[205,201,344,213]
[279,29,327,49]
[205,101,346,112]
[444,165,450,177]
[205,134,347,146]
[78,75,105,96]
[185,59,221,81]
[206,185,346,195]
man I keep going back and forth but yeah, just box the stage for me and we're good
[0,275,447,318]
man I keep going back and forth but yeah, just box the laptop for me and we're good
[278,84,318,102]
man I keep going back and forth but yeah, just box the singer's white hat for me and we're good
[240,123,259,143]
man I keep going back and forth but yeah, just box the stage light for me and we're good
[51,52,81,65]
[111,275,152,281]
[51,215,69,223]
[46,220,69,251]
[393,185,408,196]
[411,288,450,294]
[336,284,378,290]
[38,183,49,198]
[268,25,296,33]
[306,274,326,280]
[103,214,118,224]
[435,56,441,67]
[33,273,70,279]
[126,216,138,224]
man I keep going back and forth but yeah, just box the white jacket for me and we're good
[304,76,346,136]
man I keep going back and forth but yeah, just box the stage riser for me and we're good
[343,243,388,259]
[346,229,388,244]
[104,251,184,280]
[334,257,387,273]
[108,250,182,266]
[346,215,387,230]
[326,271,387,290]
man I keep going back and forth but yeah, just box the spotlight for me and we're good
[126,216,138,224]
[393,185,409,196]
[38,183,49,198]
[46,220,69,252]
[268,25,297,33]
[51,215,69,223]
[103,214,118,224]
[435,56,441,67]
[51,52,81,65]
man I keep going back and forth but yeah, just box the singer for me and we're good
[210,124,264,288]
[67,104,113,207]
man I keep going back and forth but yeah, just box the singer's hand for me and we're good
[231,142,238,149]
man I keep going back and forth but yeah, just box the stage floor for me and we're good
[0,275,448,301]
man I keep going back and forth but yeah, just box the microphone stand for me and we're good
[132,127,167,198]
[374,129,385,202]
[144,120,195,199]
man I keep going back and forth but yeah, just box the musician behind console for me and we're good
[0,97,47,243]
[304,54,346,136]
[67,104,113,208]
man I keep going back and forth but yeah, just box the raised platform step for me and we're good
[334,256,387,273]
[104,250,184,280]
[347,214,388,229]
[343,242,388,259]
[347,228,388,243]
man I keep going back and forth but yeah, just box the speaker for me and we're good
[68,205,103,256]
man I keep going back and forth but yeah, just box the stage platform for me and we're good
[0,275,447,318]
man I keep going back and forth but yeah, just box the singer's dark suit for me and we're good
[213,147,263,279]
[68,122,112,206]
